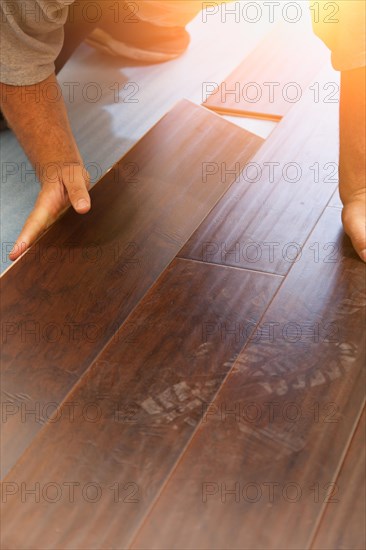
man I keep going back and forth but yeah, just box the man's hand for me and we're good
[0,73,91,261]
[341,190,366,263]
[9,163,91,261]
[339,67,366,262]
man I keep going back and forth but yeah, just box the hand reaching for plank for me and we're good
[9,163,91,261]
[0,74,91,261]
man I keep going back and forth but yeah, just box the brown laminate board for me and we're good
[132,207,366,550]
[311,408,366,550]
[203,20,330,120]
[0,100,264,479]
[0,259,281,549]
[182,66,340,275]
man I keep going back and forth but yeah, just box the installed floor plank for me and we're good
[132,207,366,550]
[0,259,281,549]
[203,20,330,120]
[1,6,274,275]
[181,66,340,275]
[311,407,366,550]
[0,100,263,478]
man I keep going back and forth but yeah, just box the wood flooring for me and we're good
[1,34,365,550]
[132,208,366,550]
[183,66,341,276]
[203,21,331,120]
[311,408,366,550]
[0,100,263,479]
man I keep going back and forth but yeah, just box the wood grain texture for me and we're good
[203,21,330,120]
[181,67,340,275]
[132,207,366,550]
[0,100,263,479]
[311,408,366,550]
[0,259,281,549]
[0,11,276,275]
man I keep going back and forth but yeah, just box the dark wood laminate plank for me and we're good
[181,67,340,275]
[311,408,366,550]
[132,207,366,550]
[0,259,281,549]
[0,11,281,277]
[0,100,263,479]
[203,20,330,120]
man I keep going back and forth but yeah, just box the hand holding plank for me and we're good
[9,163,90,260]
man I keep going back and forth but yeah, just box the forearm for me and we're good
[2,72,91,260]
[339,67,366,201]
[0,72,83,180]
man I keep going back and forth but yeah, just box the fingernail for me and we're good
[360,249,366,262]
[9,242,26,259]
[9,243,19,256]
[76,199,89,210]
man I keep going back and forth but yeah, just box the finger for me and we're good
[62,164,91,214]
[342,201,366,262]
[9,202,53,261]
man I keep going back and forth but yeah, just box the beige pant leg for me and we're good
[135,0,232,27]
[311,0,366,70]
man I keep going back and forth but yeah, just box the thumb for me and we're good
[62,163,91,214]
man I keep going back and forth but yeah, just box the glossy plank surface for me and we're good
[0,100,263,478]
[203,20,330,120]
[132,207,366,550]
[181,67,340,275]
[311,408,366,550]
[0,259,281,549]
[1,8,272,274]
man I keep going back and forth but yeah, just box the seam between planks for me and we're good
[1,101,266,481]
[127,199,356,549]
[1,256,279,484]
[178,256,285,277]
[302,191,365,549]
[307,401,366,550]
[126,258,291,549]
[177,191,340,278]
